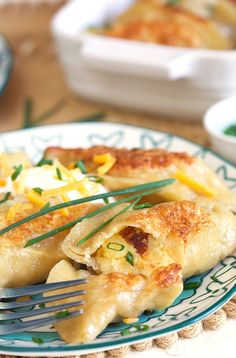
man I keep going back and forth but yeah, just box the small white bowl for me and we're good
[203,96,236,163]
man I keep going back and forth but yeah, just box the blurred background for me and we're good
[0,0,236,149]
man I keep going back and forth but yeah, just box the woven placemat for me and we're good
[0,294,235,358]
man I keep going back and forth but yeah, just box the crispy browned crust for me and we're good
[154,263,182,288]
[105,272,145,288]
[126,200,211,244]
[44,146,195,175]
[0,203,101,247]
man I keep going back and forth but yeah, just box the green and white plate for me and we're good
[0,35,13,95]
[0,122,235,356]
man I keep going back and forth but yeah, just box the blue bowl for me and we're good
[0,35,13,95]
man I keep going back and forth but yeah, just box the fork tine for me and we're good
[0,289,85,310]
[0,310,82,335]
[0,279,87,299]
[0,300,84,321]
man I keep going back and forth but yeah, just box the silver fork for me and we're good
[0,279,86,334]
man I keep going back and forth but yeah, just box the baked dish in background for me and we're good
[1,144,236,344]
[95,0,236,49]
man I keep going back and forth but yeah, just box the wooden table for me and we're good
[0,1,207,145]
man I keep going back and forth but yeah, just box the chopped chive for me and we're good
[87,175,104,184]
[126,251,134,266]
[0,192,11,205]
[39,303,46,309]
[33,187,44,195]
[22,98,33,129]
[55,310,70,319]
[134,202,153,210]
[75,160,88,174]
[77,198,140,247]
[107,242,125,251]
[184,282,201,290]
[56,168,63,180]
[11,164,23,181]
[37,159,53,167]
[0,179,175,237]
[32,337,44,345]
[134,324,149,332]
[121,329,131,336]
[103,197,109,204]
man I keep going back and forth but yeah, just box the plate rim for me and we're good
[0,35,13,96]
[0,121,235,354]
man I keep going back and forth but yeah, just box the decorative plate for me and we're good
[0,35,13,95]
[0,122,235,356]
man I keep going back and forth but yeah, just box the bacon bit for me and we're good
[120,226,150,255]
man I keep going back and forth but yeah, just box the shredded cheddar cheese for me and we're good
[27,190,48,207]
[41,180,91,198]
[60,194,70,217]
[175,170,217,197]
[93,153,116,175]
[123,317,139,324]
[6,203,22,221]
[0,179,6,187]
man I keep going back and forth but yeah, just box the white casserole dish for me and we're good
[51,0,236,121]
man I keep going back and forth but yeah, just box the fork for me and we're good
[0,279,86,335]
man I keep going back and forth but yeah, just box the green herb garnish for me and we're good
[56,168,63,180]
[75,160,88,174]
[121,329,131,336]
[184,282,201,290]
[134,324,149,332]
[87,175,104,184]
[11,164,23,181]
[224,124,236,137]
[0,192,11,205]
[32,337,44,345]
[55,310,70,319]
[107,242,125,251]
[166,0,179,5]
[134,202,153,210]
[37,159,53,167]
[0,179,174,238]
[39,303,46,309]
[126,251,134,266]
[103,197,109,204]
[33,187,44,195]
[77,197,140,247]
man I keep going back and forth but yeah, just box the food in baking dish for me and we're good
[95,0,235,49]
[1,146,236,343]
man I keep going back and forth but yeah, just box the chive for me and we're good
[107,242,125,251]
[87,175,104,184]
[0,179,175,237]
[134,324,149,332]
[121,329,131,336]
[37,159,53,167]
[103,197,109,204]
[75,160,88,174]
[0,192,11,205]
[40,202,50,212]
[32,337,44,345]
[24,191,154,247]
[184,282,201,290]
[126,251,134,266]
[33,99,66,124]
[39,303,46,309]
[71,112,106,123]
[22,98,33,129]
[33,187,44,195]
[77,197,140,246]
[11,164,23,181]
[133,202,153,210]
[55,310,70,319]
[56,168,63,180]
